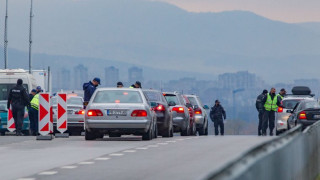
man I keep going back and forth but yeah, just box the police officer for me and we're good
[117,82,124,88]
[256,89,268,136]
[83,77,100,107]
[210,100,226,136]
[130,81,142,88]
[261,87,281,136]
[29,87,42,136]
[7,79,30,136]
[277,88,286,100]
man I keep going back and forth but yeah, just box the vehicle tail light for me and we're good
[155,104,165,112]
[194,108,202,115]
[75,110,85,115]
[172,107,184,113]
[87,109,103,116]
[131,110,148,117]
[299,111,307,119]
[278,107,283,113]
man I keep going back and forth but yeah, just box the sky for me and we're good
[153,0,320,23]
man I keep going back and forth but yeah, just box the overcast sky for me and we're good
[153,0,320,23]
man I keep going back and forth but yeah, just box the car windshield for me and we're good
[0,84,28,100]
[282,99,301,109]
[144,91,161,102]
[0,101,8,111]
[302,101,320,109]
[164,95,179,105]
[187,97,198,106]
[67,98,83,105]
[93,90,143,103]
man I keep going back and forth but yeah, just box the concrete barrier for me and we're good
[205,121,320,180]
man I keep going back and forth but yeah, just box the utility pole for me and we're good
[4,0,9,69]
[29,0,34,74]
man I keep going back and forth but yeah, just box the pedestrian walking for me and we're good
[117,82,123,88]
[7,79,30,136]
[261,87,281,136]
[210,100,226,136]
[29,87,42,136]
[83,77,100,108]
[256,89,268,136]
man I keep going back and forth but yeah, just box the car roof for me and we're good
[97,88,141,91]
[283,95,314,100]
[184,94,198,98]
[142,89,161,93]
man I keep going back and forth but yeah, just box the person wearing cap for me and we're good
[261,87,281,136]
[7,79,30,136]
[29,86,43,136]
[256,89,268,136]
[117,82,124,88]
[29,89,37,102]
[130,81,142,88]
[83,77,100,107]
[277,88,286,100]
[210,100,226,136]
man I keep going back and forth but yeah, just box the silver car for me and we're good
[275,95,314,135]
[185,94,209,136]
[163,92,191,136]
[85,88,157,140]
[52,96,85,135]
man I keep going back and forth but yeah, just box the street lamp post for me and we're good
[4,0,9,69]
[232,88,245,118]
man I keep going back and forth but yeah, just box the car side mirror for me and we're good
[203,105,209,109]
[193,105,199,109]
[150,102,157,108]
[286,110,293,113]
[168,101,176,106]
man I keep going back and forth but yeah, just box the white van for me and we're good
[0,69,37,100]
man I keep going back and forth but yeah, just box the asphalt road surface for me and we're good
[0,135,274,180]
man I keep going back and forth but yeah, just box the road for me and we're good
[0,135,274,180]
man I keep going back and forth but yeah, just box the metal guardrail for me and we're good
[204,121,320,180]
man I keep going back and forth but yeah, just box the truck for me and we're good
[0,69,51,100]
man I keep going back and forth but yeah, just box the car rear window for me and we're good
[67,98,83,105]
[187,97,198,106]
[282,100,301,109]
[144,91,162,102]
[164,94,179,105]
[302,101,320,109]
[93,90,143,103]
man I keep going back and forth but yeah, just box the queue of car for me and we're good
[84,88,209,140]
[276,86,320,135]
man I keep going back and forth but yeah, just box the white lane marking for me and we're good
[166,141,176,143]
[148,145,159,148]
[95,157,110,161]
[136,147,148,150]
[78,161,95,165]
[123,150,136,153]
[17,178,36,180]
[157,143,168,145]
[177,139,185,141]
[109,153,124,156]
[38,171,58,175]
[185,138,193,140]
[61,166,78,169]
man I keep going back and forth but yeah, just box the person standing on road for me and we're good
[117,82,123,88]
[29,86,43,136]
[7,79,30,136]
[130,81,142,88]
[29,89,36,101]
[210,100,226,136]
[256,89,268,136]
[83,77,100,108]
[277,88,286,101]
[261,87,281,136]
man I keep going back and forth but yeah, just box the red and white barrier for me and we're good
[7,106,15,132]
[38,93,50,136]
[57,93,67,133]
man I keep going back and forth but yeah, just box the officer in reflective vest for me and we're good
[261,87,281,136]
[277,88,286,100]
[29,93,40,136]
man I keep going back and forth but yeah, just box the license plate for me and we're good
[67,110,74,114]
[107,109,127,116]
[314,115,320,119]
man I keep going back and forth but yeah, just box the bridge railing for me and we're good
[205,121,320,180]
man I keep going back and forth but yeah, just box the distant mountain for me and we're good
[2,0,320,83]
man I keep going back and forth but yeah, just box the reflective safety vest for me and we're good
[30,94,39,110]
[129,86,134,88]
[264,94,278,111]
[277,94,284,100]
